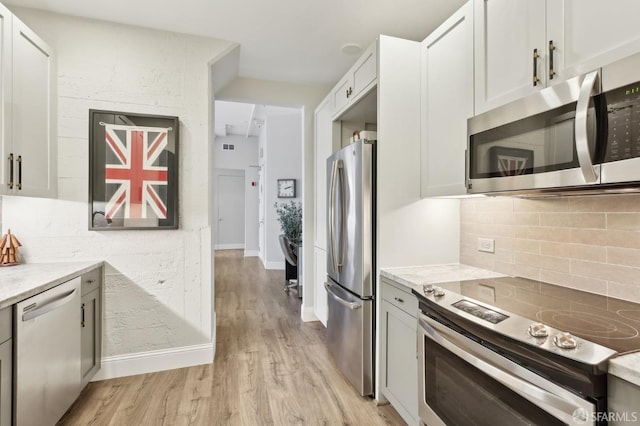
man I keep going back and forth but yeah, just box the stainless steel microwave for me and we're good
[467,52,640,195]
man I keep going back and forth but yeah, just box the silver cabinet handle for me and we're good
[394,297,404,303]
[532,48,540,86]
[548,40,556,80]
[7,153,13,189]
[575,70,600,183]
[325,282,361,310]
[22,289,78,321]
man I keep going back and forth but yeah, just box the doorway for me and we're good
[216,171,245,249]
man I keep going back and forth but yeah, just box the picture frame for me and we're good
[89,110,179,230]
[489,146,534,177]
[277,179,296,198]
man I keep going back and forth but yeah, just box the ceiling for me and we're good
[215,101,301,138]
[6,0,466,86]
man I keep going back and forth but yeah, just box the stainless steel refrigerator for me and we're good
[325,137,375,396]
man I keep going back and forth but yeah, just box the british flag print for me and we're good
[104,124,169,220]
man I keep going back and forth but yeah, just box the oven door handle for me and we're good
[419,317,595,425]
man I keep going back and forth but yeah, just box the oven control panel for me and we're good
[452,299,509,324]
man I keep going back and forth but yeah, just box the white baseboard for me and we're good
[92,342,214,381]
[301,306,318,322]
[265,261,285,270]
[244,250,260,257]
[215,243,245,250]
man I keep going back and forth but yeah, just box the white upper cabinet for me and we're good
[474,0,545,114]
[0,3,11,195]
[421,2,474,197]
[475,0,640,114]
[331,42,377,120]
[0,8,56,198]
[547,0,640,82]
[11,16,56,198]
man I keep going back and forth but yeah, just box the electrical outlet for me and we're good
[477,238,495,253]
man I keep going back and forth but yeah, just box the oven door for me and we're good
[417,313,596,426]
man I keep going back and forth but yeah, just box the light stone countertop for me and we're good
[0,261,103,309]
[380,263,506,293]
[609,353,640,387]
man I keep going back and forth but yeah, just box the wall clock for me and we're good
[277,179,296,198]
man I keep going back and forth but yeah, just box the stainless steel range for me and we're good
[412,276,640,426]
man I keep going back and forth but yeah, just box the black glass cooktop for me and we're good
[433,276,640,354]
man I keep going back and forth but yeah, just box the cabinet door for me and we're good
[314,95,333,249]
[81,289,101,386]
[0,339,11,426]
[313,247,328,326]
[0,4,10,196]
[474,0,546,114]
[12,16,56,198]
[380,300,418,425]
[351,43,377,100]
[547,0,640,82]
[421,2,473,197]
[331,76,351,116]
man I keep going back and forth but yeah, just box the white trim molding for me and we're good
[92,342,214,381]
[301,306,318,322]
[265,261,285,270]
[244,250,260,257]
[215,243,245,250]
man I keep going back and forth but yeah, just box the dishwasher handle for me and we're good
[22,288,78,321]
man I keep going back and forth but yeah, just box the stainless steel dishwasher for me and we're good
[15,277,82,426]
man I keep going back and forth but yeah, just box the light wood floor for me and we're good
[58,250,406,425]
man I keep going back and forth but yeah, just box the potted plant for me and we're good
[274,201,302,245]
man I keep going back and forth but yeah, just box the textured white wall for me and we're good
[3,7,234,360]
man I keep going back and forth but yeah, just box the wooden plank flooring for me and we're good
[58,250,406,425]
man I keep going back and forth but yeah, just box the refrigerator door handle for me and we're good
[325,282,362,310]
[329,160,345,272]
[337,161,346,271]
[329,160,340,272]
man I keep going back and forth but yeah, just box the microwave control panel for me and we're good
[605,82,640,162]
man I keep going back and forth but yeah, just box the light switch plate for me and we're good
[477,238,495,253]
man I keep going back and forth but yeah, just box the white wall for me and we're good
[217,77,328,321]
[213,134,259,255]
[264,108,303,269]
[214,134,258,170]
[3,7,234,378]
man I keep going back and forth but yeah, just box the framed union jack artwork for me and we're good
[89,110,179,230]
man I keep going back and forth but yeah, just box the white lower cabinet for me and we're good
[0,307,11,426]
[81,267,102,387]
[608,375,640,425]
[380,278,419,426]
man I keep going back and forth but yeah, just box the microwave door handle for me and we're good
[419,317,594,424]
[329,160,340,272]
[575,70,600,183]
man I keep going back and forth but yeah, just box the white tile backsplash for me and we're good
[461,194,640,303]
